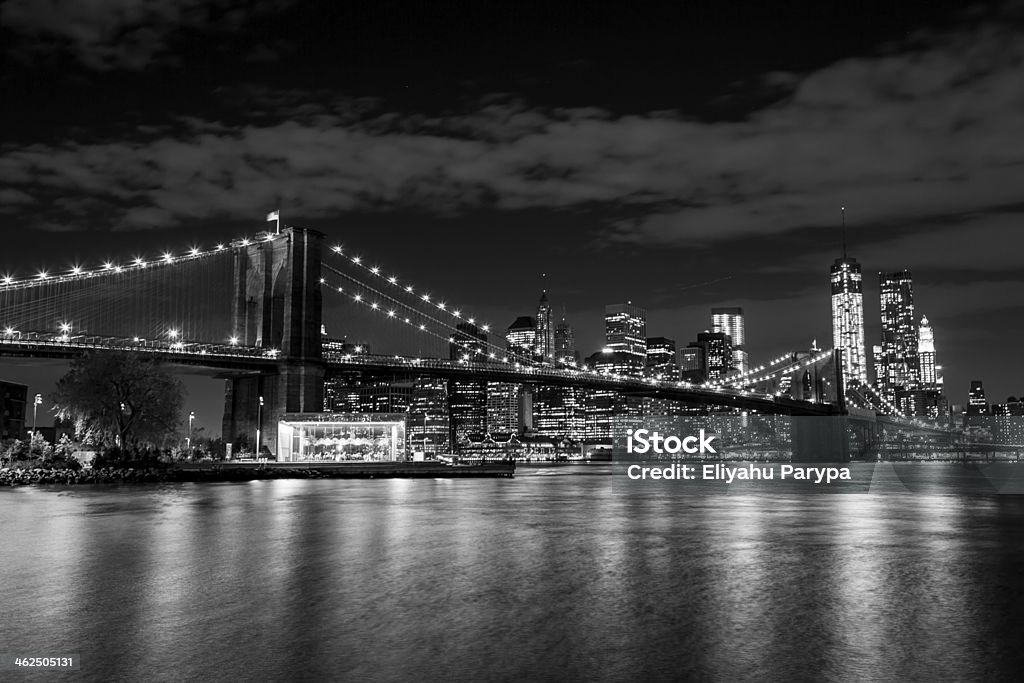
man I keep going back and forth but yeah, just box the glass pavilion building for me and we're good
[277,413,407,462]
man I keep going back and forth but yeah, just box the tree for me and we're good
[52,353,185,452]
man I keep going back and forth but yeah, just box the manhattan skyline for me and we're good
[1,0,1022,416]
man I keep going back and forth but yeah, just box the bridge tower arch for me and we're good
[222,227,325,456]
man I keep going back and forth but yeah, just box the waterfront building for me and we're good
[486,382,521,434]
[533,385,586,440]
[407,378,449,455]
[277,413,406,462]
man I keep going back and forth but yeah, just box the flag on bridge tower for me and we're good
[266,209,280,234]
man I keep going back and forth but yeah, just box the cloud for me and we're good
[0,0,294,70]
[0,8,1022,253]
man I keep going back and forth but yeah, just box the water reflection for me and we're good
[2,469,1024,680]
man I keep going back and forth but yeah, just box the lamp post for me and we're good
[187,410,195,454]
[255,396,264,458]
[31,393,42,457]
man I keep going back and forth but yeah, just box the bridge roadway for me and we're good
[0,334,837,415]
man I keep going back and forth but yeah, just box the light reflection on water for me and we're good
[2,465,1024,681]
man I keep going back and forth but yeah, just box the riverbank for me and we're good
[0,461,516,486]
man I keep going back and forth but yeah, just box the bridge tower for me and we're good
[222,227,325,456]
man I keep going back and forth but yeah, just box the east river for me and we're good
[3,464,1024,681]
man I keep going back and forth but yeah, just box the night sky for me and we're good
[1,0,1023,434]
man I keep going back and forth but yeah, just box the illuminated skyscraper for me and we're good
[712,307,748,374]
[918,315,938,389]
[878,270,919,401]
[536,291,555,360]
[693,331,733,382]
[506,316,536,361]
[646,337,678,379]
[604,303,646,376]
[408,378,449,456]
[486,382,521,434]
[831,256,867,389]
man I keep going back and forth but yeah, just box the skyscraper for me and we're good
[878,270,919,401]
[918,315,937,389]
[486,382,521,434]
[506,316,536,361]
[554,309,577,364]
[831,256,867,390]
[645,337,678,379]
[536,291,555,360]
[604,303,646,376]
[967,380,988,417]
[711,307,748,374]
[693,331,733,382]
[407,378,449,456]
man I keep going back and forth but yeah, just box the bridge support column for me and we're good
[222,227,325,457]
[790,416,850,463]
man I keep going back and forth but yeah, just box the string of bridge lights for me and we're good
[320,274,523,365]
[857,382,907,418]
[0,232,282,291]
[326,244,495,336]
[719,352,805,386]
[717,349,835,388]
[322,266,532,365]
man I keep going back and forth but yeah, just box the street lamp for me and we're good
[255,396,264,458]
[187,410,195,453]
[31,393,42,455]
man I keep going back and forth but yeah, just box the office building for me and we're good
[604,303,647,376]
[554,311,578,365]
[831,255,868,389]
[486,382,521,435]
[878,270,919,401]
[712,307,748,374]
[967,381,988,417]
[536,291,555,360]
[646,337,678,380]
[407,378,449,455]
[506,316,536,361]
[691,331,733,382]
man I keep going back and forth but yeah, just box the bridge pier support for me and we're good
[222,227,324,457]
[790,416,850,463]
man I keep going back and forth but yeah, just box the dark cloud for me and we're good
[0,0,295,70]
[0,11,1019,248]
